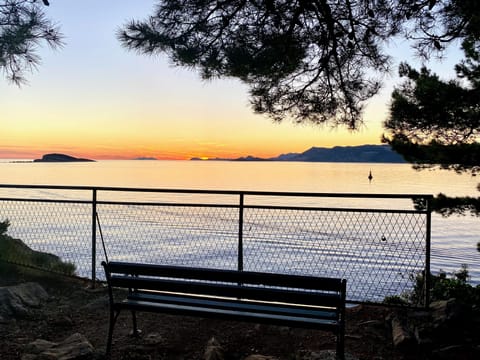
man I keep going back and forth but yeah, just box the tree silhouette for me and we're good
[0,0,62,84]
[119,0,472,127]
[384,5,480,218]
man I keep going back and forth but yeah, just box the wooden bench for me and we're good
[102,261,347,359]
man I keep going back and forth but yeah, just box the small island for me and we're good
[34,153,95,162]
[133,157,157,160]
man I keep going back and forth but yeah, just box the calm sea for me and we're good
[1,159,479,284]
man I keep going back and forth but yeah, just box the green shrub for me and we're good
[407,265,479,306]
[384,265,480,306]
[0,219,76,276]
[429,266,479,305]
[0,219,9,236]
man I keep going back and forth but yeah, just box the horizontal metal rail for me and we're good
[0,183,432,198]
[0,197,429,214]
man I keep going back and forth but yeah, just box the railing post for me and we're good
[425,196,432,308]
[238,193,244,272]
[91,188,97,288]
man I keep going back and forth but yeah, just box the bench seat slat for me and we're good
[110,275,343,308]
[106,262,344,292]
[128,291,339,320]
[116,298,340,330]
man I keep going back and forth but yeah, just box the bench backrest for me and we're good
[102,261,347,310]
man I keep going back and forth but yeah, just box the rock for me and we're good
[431,344,470,359]
[24,339,57,354]
[204,337,224,360]
[430,299,467,328]
[143,332,163,345]
[404,309,433,349]
[22,333,95,360]
[414,324,433,348]
[6,282,48,307]
[294,350,359,360]
[0,282,48,319]
[391,316,414,350]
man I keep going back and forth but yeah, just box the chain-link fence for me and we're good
[0,185,431,306]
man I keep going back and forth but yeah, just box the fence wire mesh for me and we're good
[0,200,91,276]
[0,186,430,305]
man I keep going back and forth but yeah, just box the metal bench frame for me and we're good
[102,261,347,359]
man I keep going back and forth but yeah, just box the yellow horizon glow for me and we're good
[1,104,386,160]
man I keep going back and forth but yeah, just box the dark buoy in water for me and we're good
[368,170,373,182]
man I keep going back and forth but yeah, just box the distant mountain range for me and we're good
[192,145,406,163]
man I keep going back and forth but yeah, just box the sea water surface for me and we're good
[1,159,479,285]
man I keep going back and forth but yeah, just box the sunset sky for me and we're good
[0,1,462,160]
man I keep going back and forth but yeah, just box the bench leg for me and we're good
[131,310,141,337]
[336,327,345,360]
[106,309,121,357]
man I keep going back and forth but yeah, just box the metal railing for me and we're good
[0,184,432,306]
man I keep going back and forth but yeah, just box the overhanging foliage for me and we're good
[0,0,62,84]
[118,0,475,127]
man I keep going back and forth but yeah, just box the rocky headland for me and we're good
[191,145,406,163]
